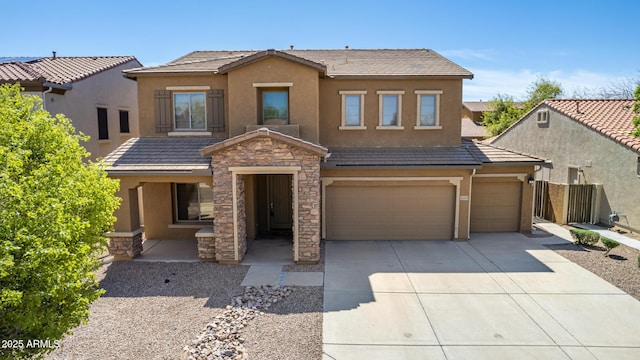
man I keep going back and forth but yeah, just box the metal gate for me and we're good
[534,180,551,220]
[567,184,596,223]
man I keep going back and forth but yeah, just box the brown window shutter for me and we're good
[154,90,171,133]
[207,89,225,133]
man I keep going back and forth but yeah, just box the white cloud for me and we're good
[463,68,631,101]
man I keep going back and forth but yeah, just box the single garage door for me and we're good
[325,182,455,240]
[470,177,521,232]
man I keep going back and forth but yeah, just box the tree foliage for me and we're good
[632,85,640,138]
[0,84,120,359]
[483,77,563,136]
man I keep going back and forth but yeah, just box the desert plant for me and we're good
[569,228,600,246]
[601,237,620,256]
[637,255,640,268]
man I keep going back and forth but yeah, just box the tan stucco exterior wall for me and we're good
[111,175,213,239]
[319,78,463,147]
[135,75,229,138]
[493,107,640,231]
[227,57,320,142]
[44,61,140,159]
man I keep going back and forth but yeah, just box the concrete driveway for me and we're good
[322,233,640,360]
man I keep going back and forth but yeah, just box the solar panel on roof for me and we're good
[0,57,43,64]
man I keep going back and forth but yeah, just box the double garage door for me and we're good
[325,182,455,240]
[325,177,523,240]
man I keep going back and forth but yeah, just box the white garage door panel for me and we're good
[326,185,455,240]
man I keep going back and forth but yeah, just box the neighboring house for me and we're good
[0,54,141,159]
[491,99,640,232]
[461,117,488,139]
[462,101,491,123]
[104,49,543,264]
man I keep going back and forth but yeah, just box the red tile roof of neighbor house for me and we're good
[124,49,474,78]
[0,56,139,85]
[493,99,640,154]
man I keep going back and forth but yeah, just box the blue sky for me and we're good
[4,0,638,100]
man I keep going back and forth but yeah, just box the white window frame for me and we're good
[173,92,207,131]
[414,90,443,129]
[173,183,214,223]
[339,90,367,130]
[376,90,404,130]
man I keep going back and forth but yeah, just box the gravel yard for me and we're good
[46,261,323,360]
[547,240,640,301]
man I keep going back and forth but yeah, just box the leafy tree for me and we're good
[523,77,563,110]
[632,85,640,138]
[483,77,563,136]
[0,84,120,359]
[482,94,524,136]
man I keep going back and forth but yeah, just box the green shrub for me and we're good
[637,255,640,268]
[569,228,600,246]
[601,237,620,256]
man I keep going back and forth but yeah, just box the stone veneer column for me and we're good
[106,228,144,261]
[195,227,215,261]
[295,156,321,264]
[212,166,236,263]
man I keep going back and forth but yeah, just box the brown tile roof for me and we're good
[323,141,543,168]
[0,56,139,85]
[465,139,545,165]
[0,62,43,82]
[124,49,473,78]
[463,101,491,112]
[461,118,488,138]
[200,127,328,156]
[105,137,224,173]
[492,99,640,154]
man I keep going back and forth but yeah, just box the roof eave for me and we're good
[106,168,213,176]
[328,74,473,80]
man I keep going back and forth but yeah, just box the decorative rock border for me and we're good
[183,285,293,360]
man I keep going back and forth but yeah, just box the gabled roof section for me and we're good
[124,49,473,79]
[200,127,328,157]
[0,56,140,86]
[465,139,546,165]
[217,49,327,76]
[492,99,640,154]
[105,137,224,174]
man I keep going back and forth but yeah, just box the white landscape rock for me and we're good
[183,285,293,360]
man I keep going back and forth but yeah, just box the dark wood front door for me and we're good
[267,174,292,230]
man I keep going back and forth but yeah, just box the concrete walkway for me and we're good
[322,233,640,359]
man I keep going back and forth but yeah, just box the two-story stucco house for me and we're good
[491,99,640,232]
[0,54,141,159]
[104,49,543,264]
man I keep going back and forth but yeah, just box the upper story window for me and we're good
[260,89,289,125]
[415,90,443,129]
[119,110,130,133]
[339,90,367,130]
[376,91,404,130]
[174,92,206,130]
[97,107,109,140]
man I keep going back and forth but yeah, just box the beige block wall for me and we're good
[319,78,463,147]
[136,75,229,138]
[227,57,320,142]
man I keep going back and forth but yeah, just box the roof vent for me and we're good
[345,45,349,50]
[290,45,294,50]
[52,51,56,59]
[576,101,584,115]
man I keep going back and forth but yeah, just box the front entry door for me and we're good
[267,175,292,231]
